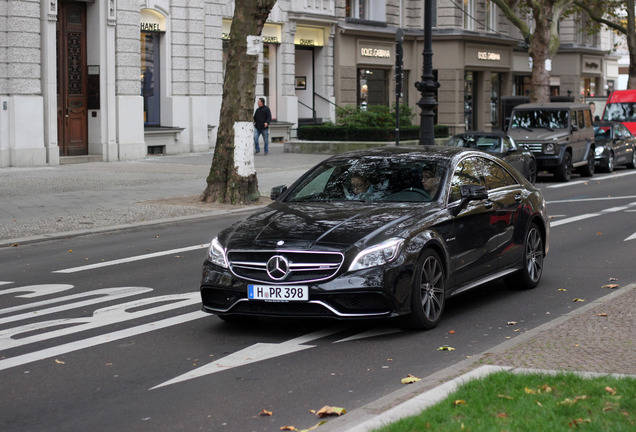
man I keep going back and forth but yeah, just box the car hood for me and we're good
[220,201,438,251]
[509,129,570,141]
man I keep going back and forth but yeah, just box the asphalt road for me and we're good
[1,169,636,432]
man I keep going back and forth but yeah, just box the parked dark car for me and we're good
[200,147,550,329]
[444,131,537,183]
[592,121,636,172]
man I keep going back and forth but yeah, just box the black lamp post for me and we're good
[415,0,439,145]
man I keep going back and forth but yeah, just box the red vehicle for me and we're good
[602,90,636,134]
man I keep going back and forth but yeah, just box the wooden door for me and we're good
[57,2,88,156]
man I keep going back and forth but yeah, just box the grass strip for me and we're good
[374,370,636,432]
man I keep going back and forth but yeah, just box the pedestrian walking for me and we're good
[253,97,272,155]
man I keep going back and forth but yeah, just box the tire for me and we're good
[402,249,446,330]
[603,152,615,173]
[626,150,636,169]
[526,160,537,184]
[554,151,572,182]
[505,223,544,290]
[579,149,595,177]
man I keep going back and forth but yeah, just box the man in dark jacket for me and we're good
[253,97,272,154]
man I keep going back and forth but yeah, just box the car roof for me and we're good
[513,103,590,110]
[452,131,508,138]
[328,145,469,161]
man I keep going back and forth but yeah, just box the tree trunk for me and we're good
[627,0,636,89]
[529,6,554,103]
[201,0,277,204]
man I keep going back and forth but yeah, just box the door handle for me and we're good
[514,194,522,202]
[484,200,494,209]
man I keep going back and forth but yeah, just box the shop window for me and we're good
[358,68,388,108]
[514,76,532,97]
[464,71,474,130]
[141,32,160,126]
[346,0,386,22]
[490,72,501,128]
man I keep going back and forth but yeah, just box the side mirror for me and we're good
[450,185,488,216]
[270,185,287,200]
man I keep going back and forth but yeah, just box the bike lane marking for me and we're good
[0,310,207,372]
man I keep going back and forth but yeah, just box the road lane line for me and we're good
[53,244,209,273]
[549,213,601,227]
[0,311,208,372]
[547,171,636,188]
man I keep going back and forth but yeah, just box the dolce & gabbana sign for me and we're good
[356,41,393,65]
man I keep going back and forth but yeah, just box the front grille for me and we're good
[230,301,334,317]
[227,250,344,283]
[521,143,543,153]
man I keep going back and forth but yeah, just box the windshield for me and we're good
[510,110,569,129]
[603,103,636,122]
[593,124,612,139]
[284,155,448,203]
[446,135,500,152]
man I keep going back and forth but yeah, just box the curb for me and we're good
[319,283,636,431]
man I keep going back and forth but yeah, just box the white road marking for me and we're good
[0,284,75,298]
[53,244,209,274]
[549,213,600,227]
[0,311,208,372]
[0,286,154,324]
[546,171,636,188]
[150,327,344,390]
[333,327,402,343]
[626,232,636,241]
[0,292,200,350]
[0,282,13,286]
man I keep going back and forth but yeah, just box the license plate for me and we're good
[248,285,308,301]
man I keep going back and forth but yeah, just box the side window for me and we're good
[502,137,513,152]
[584,109,592,127]
[481,158,518,190]
[449,157,484,202]
[577,110,586,128]
[571,110,578,128]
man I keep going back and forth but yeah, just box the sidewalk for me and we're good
[1,144,634,431]
[0,142,329,246]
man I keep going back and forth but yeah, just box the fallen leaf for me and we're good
[297,421,327,432]
[449,330,455,334]
[11,243,19,247]
[68,249,73,253]
[498,394,513,400]
[401,374,421,384]
[280,427,296,431]
[259,409,273,416]
[602,284,619,289]
[495,412,508,418]
[315,406,346,417]
[572,298,586,302]
[609,277,618,281]
[437,346,455,351]
[55,359,65,365]
[507,321,518,325]
[524,387,536,394]
[558,288,567,292]
[454,399,466,406]
[596,313,608,317]
[540,385,553,393]
[568,418,591,426]
[605,386,617,396]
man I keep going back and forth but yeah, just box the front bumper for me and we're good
[200,260,413,319]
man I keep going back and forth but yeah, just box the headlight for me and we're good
[544,143,556,154]
[594,146,604,156]
[207,237,228,268]
[349,238,404,271]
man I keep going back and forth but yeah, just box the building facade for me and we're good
[0,0,619,168]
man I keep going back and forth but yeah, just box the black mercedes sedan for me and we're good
[444,131,537,183]
[200,146,550,329]
[592,121,636,172]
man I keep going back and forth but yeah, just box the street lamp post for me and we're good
[415,0,440,145]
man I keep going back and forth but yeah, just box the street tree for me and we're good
[490,0,576,102]
[201,0,277,204]
[575,0,636,89]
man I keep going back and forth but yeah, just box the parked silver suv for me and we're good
[507,103,595,181]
